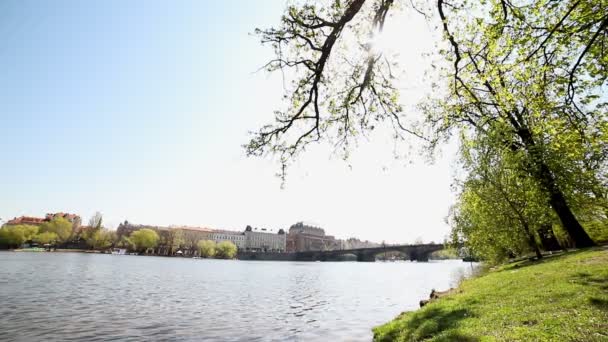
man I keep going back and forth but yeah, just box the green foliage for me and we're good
[117,236,135,251]
[167,229,185,255]
[39,217,73,243]
[449,145,552,263]
[583,220,608,244]
[374,249,608,341]
[246,0,408,179]
[86,228,116,250]
[249,0,606,251]
[33,231,58,245]
[430,248,459,260]
[0,225,39,247]
[432,0,608,250]
[215,241,238,259]
[129,229,159,253]
[197,240,216,258]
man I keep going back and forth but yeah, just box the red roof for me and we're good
[6,216,45,225]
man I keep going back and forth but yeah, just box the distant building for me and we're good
[116,221,289,254]
[5,212,81,231]
[116,221,246,254]
[117,222,210,251]
[211,230,246,249]
[286,222,339,252]
[5,216,46,226]
[244,226,286,252]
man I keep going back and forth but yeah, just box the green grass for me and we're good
[373,248,608,341]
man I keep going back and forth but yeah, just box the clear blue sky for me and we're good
[0,0,457,243]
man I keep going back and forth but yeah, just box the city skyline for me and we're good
[0,0,455,244]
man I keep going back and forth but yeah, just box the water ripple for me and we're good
[0,253,474,342]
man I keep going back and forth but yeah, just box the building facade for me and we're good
[286,222,339,252]
[5,216,45,226]
[211,230,246,249]
[116,222,289,254]
[244,226,286,252]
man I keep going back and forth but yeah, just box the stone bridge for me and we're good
[295,243,444,262]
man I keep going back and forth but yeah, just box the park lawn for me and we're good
[373,248,608,342]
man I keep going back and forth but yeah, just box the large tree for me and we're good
[86,228,116,250]
[245,0,607,247]
[88,212,103,230]
[39,217,73,244]
[167,229,185,256]
[0,225,39,248]
[33,231,59,245]
[428,0,607,247]
[215,241,238,259]
[130,229,160,254]
[450,141,552,262]
[197,240,217,258]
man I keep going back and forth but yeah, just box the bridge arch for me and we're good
[296,244,444,262]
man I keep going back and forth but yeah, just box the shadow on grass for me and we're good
[589,297,608,311]
[572,271,608,291]
[570,271,608,312]
[503,247,603,272]
[375,306,478,342]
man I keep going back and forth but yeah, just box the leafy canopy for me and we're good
[39,217,73,243]
[246,0,607,251]
[130,229,160,252]
[197,240,217,258]
[215,241,238,259]
[0,225,39,247]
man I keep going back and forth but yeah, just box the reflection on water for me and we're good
[0,252,475,341]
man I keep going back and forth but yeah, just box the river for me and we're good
[0,252,475,341]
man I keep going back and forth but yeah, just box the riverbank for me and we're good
[373,247,608,341]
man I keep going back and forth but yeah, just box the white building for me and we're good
[244,226,286,252]
[211,230,246,249]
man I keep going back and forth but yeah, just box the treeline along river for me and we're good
[0,252,474,341]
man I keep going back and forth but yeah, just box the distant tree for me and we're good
[21,225,39,242]
[88,212,103,230]
[33,231,58,245]
[197,240,216,258]
[0,225,39,248]
[130,229,159,253]
[86,228,116,250]
[0,227,21,248]
[117,236,136,251]
[216,241,238,259]
[39,217,73,243]
[167,229,185,255]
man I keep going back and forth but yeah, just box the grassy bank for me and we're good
[373,248,608,341]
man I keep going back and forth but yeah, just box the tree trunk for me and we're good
[545,176,595,247]
[517,127,596,247]
[522,222,542,259]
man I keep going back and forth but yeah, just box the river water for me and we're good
[0,252,474,341]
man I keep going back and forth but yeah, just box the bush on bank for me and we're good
[373,248,608,341]
[197,240,237,259]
